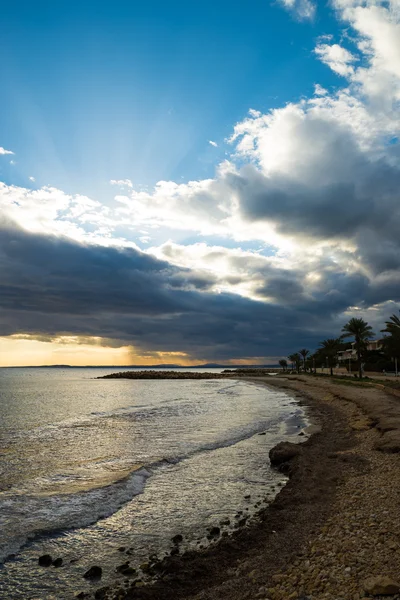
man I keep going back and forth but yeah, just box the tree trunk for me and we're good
[357,343,362,379]
[330,365,333,376]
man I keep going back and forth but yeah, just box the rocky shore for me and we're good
[71,374,400,600]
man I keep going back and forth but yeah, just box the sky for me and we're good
[1,0,400,366]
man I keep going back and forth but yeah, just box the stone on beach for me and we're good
[363,575,400,595]
[38,554,53,567]
[269,441,302,468]
[83,565,102,579]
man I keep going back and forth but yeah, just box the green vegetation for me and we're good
[283,310,400,380]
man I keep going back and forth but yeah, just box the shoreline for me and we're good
[97,374,400,600]
[93,375,351,600]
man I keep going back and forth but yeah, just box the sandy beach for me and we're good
[98,374,400,600]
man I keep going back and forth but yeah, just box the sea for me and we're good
[0,367,308,599]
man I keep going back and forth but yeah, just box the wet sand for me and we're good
[89,374,400,600]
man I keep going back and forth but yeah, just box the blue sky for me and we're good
[1,0,341,199]
[2,0,400,365]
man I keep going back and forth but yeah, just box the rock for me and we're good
[170,547,179,556]
[52,557,63,567]
[118,546,126,552]
[116,561,130,573]
[6,553,16,560]
[75,593,89,599]
[172,534,183,544]
[351,418,374,431]
[38,554,53,567]
[121,566,137,576]
[83,565,102,580]
[269,442,302,468]
[94,587,110,599]
[363,575,400,595]
[208,526,220,537]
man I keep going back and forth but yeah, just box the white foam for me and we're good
[0,467,151,563]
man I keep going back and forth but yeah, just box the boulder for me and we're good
[269,442,302,467]
[172,534,183,544]
[363,575,400,595]
[38,554,53,567]
[83,565,102,580]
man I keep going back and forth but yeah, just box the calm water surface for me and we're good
[0,368,307,599]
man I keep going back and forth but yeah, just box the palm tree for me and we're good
[289,352,301,373]
[279,359,288,371]
[288,353,296,371]
[299,349,310,373]
[319,338,341,376]
[342,318,374,379]
[381,312,400,364]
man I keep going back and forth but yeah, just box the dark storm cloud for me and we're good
[0,221,352,358]
[0,219,397,360]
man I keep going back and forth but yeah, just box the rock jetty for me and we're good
[99,368,278,380]
[99,371,229,380]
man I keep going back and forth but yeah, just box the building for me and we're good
[337,339,383,363]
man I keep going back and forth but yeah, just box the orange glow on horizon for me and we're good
[0,336,273,367]
[0,336,198,367]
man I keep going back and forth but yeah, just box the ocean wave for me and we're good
[0,467,150,563]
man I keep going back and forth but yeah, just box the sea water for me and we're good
[0,367,307,599]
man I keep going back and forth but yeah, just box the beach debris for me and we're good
[38,554,53,567]
[363,575,400,595]
[83,565,102,580]
[117,546,126,552]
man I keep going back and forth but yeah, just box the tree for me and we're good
[342,318,374,379]
[381,313,400,363]
[279,359,288,371]
[319,338,341,376]
[289,352,301,373]
[299,348,310,373]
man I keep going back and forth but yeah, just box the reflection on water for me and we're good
[0,368,307,599]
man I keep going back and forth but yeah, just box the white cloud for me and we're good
[29,176,35,182]
[110,179,133,188]
[277,0,316,20]
[315,43,358,77]
[2,0,400,325]
[314,83,328,96]
[9,160,16,166]
[209,140,218,147]
[0,147,14,156]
